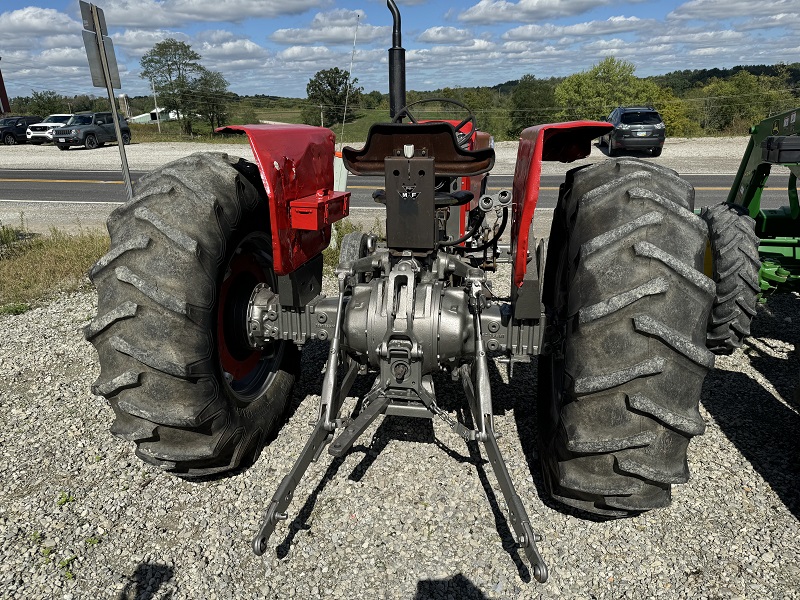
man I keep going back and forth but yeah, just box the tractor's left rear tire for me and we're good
[700,203,760,354]
[539,158,715,516]
[86,152,298,478]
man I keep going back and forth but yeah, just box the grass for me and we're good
[0,218,108,314]
[56,491,76,506]
[128,104,393,145]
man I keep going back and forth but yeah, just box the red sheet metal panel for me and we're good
[217,124,350,275]
[511,121,613,288]
[290,189,350,230]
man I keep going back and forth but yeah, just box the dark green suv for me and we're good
[53,112,131,150]
[600,106,665,157]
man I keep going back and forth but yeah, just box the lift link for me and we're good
[464,278,549,583]
[253,272,354,556]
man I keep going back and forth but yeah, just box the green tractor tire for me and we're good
[700,203,760,355]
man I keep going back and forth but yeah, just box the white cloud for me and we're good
[668,0,797,20]
[276,46,337,62]
[100,0,331,28]
[650,29,744,46]
[736,13,800,32]
[459,0,643,24]
[199,38,269,72]
[271,9,389,46]
[417,27,474,44]
[113,29,190,56]
[503,16,648,40]
[38,47,93,69]
[0,6,80,34]
[0,7,81,52]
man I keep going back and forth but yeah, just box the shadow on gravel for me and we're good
[272,359,535,581]
[414,573,490,599]
[117,562,173,600]
[700,298,800,520]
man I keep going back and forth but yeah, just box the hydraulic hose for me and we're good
[439,211,485,248]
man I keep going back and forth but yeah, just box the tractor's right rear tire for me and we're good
[86,152,298,478]
[700,203,760,354]
[538,158,715,517]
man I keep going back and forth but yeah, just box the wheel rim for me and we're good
[5,134,16,145]
[122,134,130,144]
[216,233,283,404]
[86,136,97,149]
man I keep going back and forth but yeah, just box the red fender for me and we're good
[217,124,350,275]
[511,121,613,288]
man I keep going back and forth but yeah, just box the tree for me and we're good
[553,57,699,137]
[140,39,204,134]
[302,67,363,127]
[554,57,658,121]
[686,70,795,134]
[362,90,385,110]
[509,75,556,137]
[193,68,231,130]
[27,90,67,116]
[463,87,511,140]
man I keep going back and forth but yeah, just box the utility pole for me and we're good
[151,79,161,133]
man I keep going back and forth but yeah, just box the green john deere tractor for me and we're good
[701,107,800,355]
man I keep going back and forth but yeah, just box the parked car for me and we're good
[600,106,665,157]
[26,114,73,144]
[53,112,131,150]
[0,116,43,145]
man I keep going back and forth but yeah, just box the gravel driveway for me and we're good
[1,136,799,599]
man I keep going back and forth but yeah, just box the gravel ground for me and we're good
[1,290,800,599]
[1,136,799,599]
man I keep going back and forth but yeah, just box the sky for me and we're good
[1,0,799,102]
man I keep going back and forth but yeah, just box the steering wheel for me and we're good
[392,97,477,147]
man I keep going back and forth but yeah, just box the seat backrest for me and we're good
[342,122,495,177]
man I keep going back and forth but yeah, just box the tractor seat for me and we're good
[342,122,495,177]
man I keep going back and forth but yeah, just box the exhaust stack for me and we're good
[387,0,406,120]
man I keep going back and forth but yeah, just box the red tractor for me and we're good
[86,1,716,583]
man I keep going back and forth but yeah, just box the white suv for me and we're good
[26,114,73,144]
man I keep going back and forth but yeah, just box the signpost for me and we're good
[79,1,132,201]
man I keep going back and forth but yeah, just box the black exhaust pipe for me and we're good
[387,0,406,120]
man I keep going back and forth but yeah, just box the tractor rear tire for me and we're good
[700,203,760,355]
[538,158,715,517]
[86,152,298,478]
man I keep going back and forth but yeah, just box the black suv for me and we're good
[53,112,131,150]
[0,116,43,145]
[601,106,665,157]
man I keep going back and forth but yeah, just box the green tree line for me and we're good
[7,55,799,140]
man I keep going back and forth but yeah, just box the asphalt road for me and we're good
[0,168,793,210]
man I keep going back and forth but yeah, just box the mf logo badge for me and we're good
[401,185,420,200]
